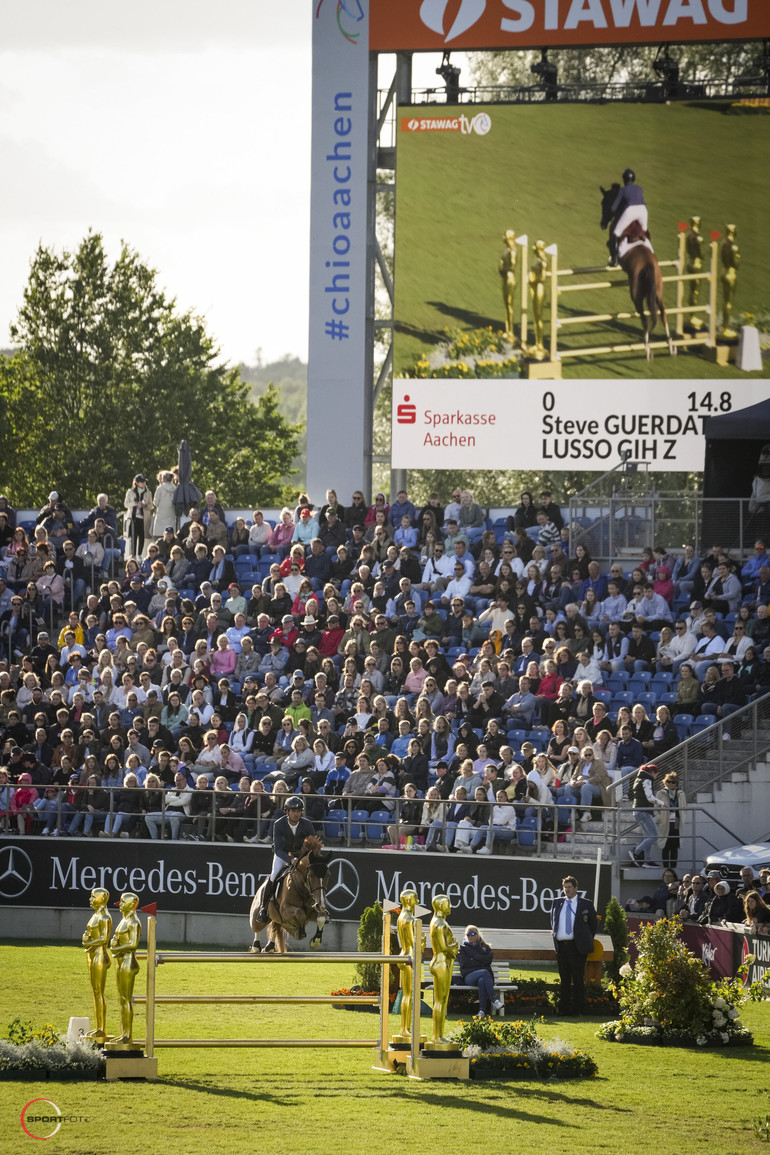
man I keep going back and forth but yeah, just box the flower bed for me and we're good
[596,1021,753,1047]
[330,987,382,1012]
[597,918,762,1050]
[0,1019,105,1080]
[448,979,618,1018]
[449,1017,597,1081]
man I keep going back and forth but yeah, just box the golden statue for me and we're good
[396,889,425,1041]
[426,893,458,1049]
[82,887,113,1041]
[684,215,705,331]
[720,223,741,339]
[528,239,548,359]
[498,230,518,343]
[109,892,141,1045]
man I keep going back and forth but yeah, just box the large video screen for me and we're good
[394,100,768,376]
[391,100,769,469]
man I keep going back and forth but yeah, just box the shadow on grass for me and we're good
[393,321,444,346]
[159,1074,628,1126]
[426,301,501,330]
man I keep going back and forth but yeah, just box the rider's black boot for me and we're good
[257,879,274,923]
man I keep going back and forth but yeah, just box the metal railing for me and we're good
[623,691,770,803]
[570,482,767,569]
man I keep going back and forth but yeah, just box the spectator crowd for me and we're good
[0,479,768,855]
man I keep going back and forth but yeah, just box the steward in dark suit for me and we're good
[550,875,598,1015]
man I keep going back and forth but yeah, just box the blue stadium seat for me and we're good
[324,808,347,842]
[517,816,538,848]
[366,810,391,844]
[674,714,693,740]
[637,691,658,712]
[349,809,369,844]
[506,729,528,747]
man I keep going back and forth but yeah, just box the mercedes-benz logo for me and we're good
[0,845,33,899]
[324,857,360,913]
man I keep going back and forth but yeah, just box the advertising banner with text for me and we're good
[0,838,609,931]
[391,377,767,470]
[370,0,770,52]
[307,0,370,498]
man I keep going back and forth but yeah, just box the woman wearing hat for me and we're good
[458,925,505,1018]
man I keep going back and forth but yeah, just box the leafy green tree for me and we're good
[0,233,301,508]
[468,41,762,90]
[603,895,629,984]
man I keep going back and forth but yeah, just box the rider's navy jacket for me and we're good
[611,182,646,216]
[273,814,316,863]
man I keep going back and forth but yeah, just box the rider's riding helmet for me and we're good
[622,168,636,185]
[286,796,304,811]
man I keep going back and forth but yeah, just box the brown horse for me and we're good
[249,835,330,953]
[600,184,676,361]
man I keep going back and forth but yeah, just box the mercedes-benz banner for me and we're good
[0,839,610,929]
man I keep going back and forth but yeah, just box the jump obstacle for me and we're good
[130,902,437,1080]
[514,226,722,378]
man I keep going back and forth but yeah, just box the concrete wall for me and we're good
[5,906,361,951]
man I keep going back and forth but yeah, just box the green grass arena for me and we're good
[393,101,770,379]
[1,942,769,1154]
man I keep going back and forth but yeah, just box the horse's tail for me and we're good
[641,257,659,330]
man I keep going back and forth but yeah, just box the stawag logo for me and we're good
[402,112,492,135]
[420,0,486,42]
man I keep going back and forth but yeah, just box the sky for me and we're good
[0,1,452,368]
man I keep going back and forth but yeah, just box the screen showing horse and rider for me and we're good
[393,100,769,380]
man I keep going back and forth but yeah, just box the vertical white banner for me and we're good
[307,0,370,501]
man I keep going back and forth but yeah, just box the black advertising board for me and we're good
[0,838,611,930]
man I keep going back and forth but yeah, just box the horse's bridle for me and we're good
[288,856,328,918]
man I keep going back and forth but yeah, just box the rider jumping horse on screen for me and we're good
[607,168,650,267]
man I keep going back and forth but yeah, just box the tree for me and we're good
[468,41,762,91]
[603,895,629,985]
[0,233,302,508]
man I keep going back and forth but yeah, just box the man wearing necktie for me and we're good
[550,875,597,1016]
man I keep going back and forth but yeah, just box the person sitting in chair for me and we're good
[608,168,649,267]
[256,795,315,922]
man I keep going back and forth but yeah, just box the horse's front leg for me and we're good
[663,311,677,356]
[309,913,326,950]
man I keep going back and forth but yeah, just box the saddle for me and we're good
[622,220,653,246]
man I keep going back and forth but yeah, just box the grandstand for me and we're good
[1,476,769,923]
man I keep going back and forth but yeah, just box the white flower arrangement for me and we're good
[0,1037,103,1073]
